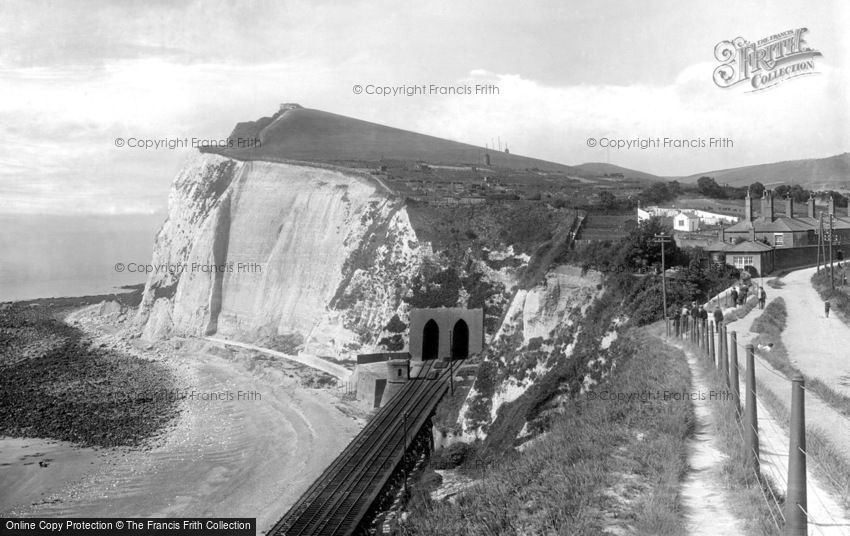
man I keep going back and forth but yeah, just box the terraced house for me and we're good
[706,190,850,275]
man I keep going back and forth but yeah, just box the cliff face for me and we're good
[136,153,422,357]
[458,265,605,439]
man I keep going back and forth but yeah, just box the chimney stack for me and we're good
[760,189,774,221]
[807,195,816,218]
[785,196,794,218]
[828,196,835,216]
[745,190,754,222]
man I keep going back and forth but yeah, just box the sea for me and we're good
[0,213,165,302]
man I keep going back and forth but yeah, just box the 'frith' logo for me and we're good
[713,28,822,91]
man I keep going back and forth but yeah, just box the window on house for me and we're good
[732,255,755,268]
[774,233,784,246]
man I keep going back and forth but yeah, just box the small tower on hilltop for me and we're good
[279,103,303,112]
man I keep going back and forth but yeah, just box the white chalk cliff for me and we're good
[136,152,422,357]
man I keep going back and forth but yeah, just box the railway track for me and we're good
[269,361,450,536]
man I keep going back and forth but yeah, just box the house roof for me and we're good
[726,240,774,253]
[724,216,815,233]
[724,213,850,234]
[704,240,732,252]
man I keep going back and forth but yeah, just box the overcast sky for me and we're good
[1,0,848,214]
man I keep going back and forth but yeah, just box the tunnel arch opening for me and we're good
[451,319,469,359]
[422,319,440,360]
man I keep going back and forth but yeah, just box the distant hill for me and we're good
[681,153,850,191]
[218,105,581,173]
[572,162,665,182]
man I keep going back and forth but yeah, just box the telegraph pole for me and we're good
[402,410,409,495]
[449,357,454,396]
[829,213,835,289]
[817,210,826,273]
[654,234,672,338]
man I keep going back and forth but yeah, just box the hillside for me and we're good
[681,152,850,191]
[216,105,581,173]
[573,162,665,182]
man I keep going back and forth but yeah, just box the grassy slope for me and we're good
[572,162,665,181]
[220,108,581,172]
[402,329,693,535]
[680,152,850,190]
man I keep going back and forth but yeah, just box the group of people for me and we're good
[728,284,767,309]
[671,283,768,330]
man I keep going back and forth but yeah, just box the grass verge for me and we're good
[811,267,850,328]
[766,278,784,290]
[755,386,850,510]
[401,329,693,535]
[722,294,759,324]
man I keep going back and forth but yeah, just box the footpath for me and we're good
[680,268,850,534]
[769,267,850,398]
[723,300,850,534]
[205,336,353,382]
[666,333,744,535]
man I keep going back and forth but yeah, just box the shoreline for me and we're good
[0,288,367,531]
[0,283,146,309]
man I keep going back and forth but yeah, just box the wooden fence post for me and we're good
[745,344,759,474]
[730,331,740,416]
[721,325,729,386]
[785,374,807,536]
[708,322,717,367]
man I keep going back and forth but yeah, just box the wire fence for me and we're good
[673,298,850,534]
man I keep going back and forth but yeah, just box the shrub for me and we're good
[385,314,407,333]
[378,334,404,351]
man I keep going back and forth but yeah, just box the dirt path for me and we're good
[205,336,352,382]
[764,267,850,398]
[722,293,850,532]
[671,339,744,535]
[725,290,850,469]
[1,314,363,534]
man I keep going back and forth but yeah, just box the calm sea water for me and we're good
[0,214,165,302]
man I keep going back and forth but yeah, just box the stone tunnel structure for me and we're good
[408,307,484,361]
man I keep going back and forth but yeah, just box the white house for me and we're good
[674,212,700,232]
[639,204,739,227]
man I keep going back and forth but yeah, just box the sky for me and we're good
[1,0,848,215]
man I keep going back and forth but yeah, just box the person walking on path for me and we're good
[713,306,724,327]
[730,287,739,308]
[758,287,766,310]
[825,300,831,318]
[740,286,749,305]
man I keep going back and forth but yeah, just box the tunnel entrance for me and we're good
[451,319,469,359]
[422,319,439,360]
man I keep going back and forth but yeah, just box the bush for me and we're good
[378,334,404,351]
[385,314,407,333]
